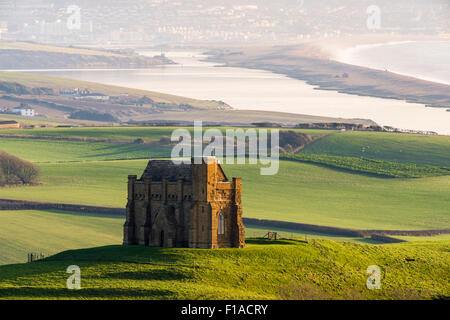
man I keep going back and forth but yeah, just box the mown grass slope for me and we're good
[0,126,331,140]
[0,138,170,163]
[281,153,450,178]
[0,210,122,265]
[301,131,450,167]
[0,241,448,300]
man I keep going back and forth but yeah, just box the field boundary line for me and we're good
[0,134,159,144]
[1,199,448,241]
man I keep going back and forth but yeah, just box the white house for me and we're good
[13,107,36,117]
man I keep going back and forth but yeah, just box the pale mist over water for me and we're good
[337,40,450,86]
[26,50,450,135]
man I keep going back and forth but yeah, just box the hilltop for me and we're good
[0,126,448,271]
[0,240,448,300]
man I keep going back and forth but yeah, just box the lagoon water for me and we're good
[24,50,449,135]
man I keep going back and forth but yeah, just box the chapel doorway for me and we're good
[160,230,164,247]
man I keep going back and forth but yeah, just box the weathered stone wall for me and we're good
[123,157,245,249]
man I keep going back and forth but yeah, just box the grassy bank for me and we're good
[301,131,450,167]
[0,209,381,266]
[0,126,331,140]
[0,210,122,265]
[0,138,170,163]
[0,240,448,299]
[281,153,450,178]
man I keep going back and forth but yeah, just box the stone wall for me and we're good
[123,157,245,249]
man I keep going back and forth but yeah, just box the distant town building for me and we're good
[60,88,109,101]
[13,106,36,117]
[74,93,110,101]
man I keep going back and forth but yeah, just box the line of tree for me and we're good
[69,110,118,122]
[0,151,40,186]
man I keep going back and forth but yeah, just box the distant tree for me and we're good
[0,151,40,186]
[278,131,313,153]
[69,110,118,122]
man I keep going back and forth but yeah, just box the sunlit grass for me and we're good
[0,240,448,300]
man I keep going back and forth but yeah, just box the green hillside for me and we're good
[0,209,378,266]
[301,131,450,167]
[0,138,170,163]
[2,127,448,165]
[0,241,448,300]
[0,71,225,109]
[0,210,122,265]
[0,126,448,300]
[0,127,449,268]
[0,128,448,231]
[281,153,450,178]
[0,126,330,140]
[0,159,448,230]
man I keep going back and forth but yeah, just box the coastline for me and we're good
[0,41,176,70]
[0,70,376,126]
[206,39,450,111]
[335,40,450,86]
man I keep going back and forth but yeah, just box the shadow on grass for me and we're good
[284,158,397,179]
[245,238,305,246]
[46,245,184,264]
[102,269,193,281]
[43,209,124,219]
[0,287,174,299]
[84,143,172,159]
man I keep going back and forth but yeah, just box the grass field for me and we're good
[0,241,448,299]
[0,210,380,266]
[0,126,448,299]
[0,210,122,265]
[0,126,331,140]
[395,234,450,242]
[0,126,331,163]
[2,127,448,166]
[0,113,109,126]
[301,131,450,166]
[0,159,448,231]
[281,153,450,178]
[0,128,448,231]
[0,138,170,162]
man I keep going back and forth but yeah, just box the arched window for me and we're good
[218,213,225,235]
